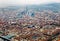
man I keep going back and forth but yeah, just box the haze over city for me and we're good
[0,0,60,41]
[0,0,60,7]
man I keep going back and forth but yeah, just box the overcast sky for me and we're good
[0,0,60,7]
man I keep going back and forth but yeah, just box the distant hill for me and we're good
[26,3,60,13]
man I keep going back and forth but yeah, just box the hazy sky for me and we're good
[0,0,60,7]
[26,0,60,4]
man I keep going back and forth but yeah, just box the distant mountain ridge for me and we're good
[26,3,60,13]
[0,3,60,11]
